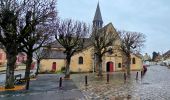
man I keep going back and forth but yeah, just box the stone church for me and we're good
[40,3,143,73]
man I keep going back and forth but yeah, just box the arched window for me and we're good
[79,56,83,64]
[118,63,122,68]
[132,57,136,64]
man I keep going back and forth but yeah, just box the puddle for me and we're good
[142,82,150,85]
[110,95,140,100]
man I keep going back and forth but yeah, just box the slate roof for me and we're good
[50,40,63,48]
[49,38,92,49]
[42,49,66,59]
[93,2,103,22]
[83,38,93,48]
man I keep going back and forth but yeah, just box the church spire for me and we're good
[93,2,103,29]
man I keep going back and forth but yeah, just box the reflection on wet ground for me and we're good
[1,65,170,100]
[0,74,85,100]
[72,65,170,100]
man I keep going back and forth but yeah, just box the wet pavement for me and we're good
[72,65,170,100]
[0,65,170,100]
[0,70,36,85]
[0,70,26,85]
[0,74,85,100]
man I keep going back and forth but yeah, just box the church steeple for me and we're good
[93,2,103,29]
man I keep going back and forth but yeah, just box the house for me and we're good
[16,52,27,65]
[143,53,151,66]
[162,50,170,66]
[0,48,27,70]
[40,41,66,72]
[40,3,143,73]
[0,49,6,67]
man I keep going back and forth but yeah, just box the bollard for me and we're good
[85,75,88,86]
[127,95,132,100]
[59,77,62,88]
[141,71,143,78]
[124,73,126,82]
[136,72,138,80]
[106,73,109,84]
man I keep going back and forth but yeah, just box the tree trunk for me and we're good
[98,57,103,77]
[25,53,33,90]
[5,52,17,89]
[65,56,71,79]
[35,60,40,76]
[126,54,131,76]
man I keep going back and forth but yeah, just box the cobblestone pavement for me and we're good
[72,65,170,100]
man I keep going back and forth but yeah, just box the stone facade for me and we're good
[40,59,66,72]
[40,23,143,73]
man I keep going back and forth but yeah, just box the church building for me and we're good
[40,3,143,73]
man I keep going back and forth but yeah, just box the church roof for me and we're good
[42,38,92,59]
[50,40,63,48]
[93,2,103,22]
[49,38,93,49]
[42,49,66,59]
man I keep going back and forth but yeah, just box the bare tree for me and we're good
[33,46,51,76]
[91,26,118,76]
[0,0,33,89]
[55,19,89,78]
[20,0,57,90]
[0,42,4,48]
[0,0,56,89]
[118,30,145,76]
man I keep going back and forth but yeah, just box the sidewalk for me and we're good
[0,67,6,73]
[0,74,85,100]
[0,65,26,73]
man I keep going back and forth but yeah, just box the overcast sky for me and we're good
[58,0,170,55]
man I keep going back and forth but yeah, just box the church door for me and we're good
[52,62,56,71]
[106,62,114,72]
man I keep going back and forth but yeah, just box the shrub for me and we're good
[61,67,65,73]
